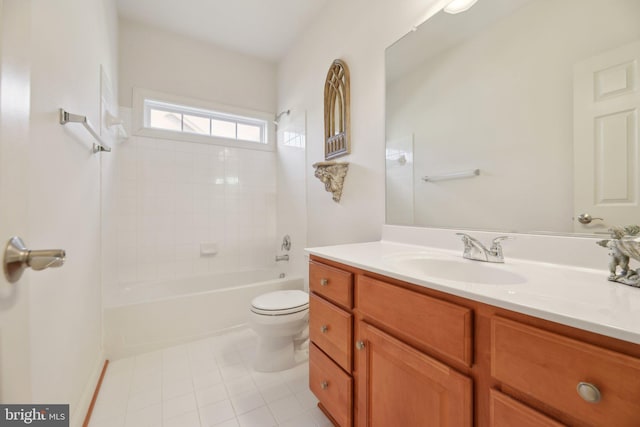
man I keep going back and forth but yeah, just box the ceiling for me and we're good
[116,0,329,62]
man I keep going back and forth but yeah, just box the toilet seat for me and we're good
[251,290,309,316]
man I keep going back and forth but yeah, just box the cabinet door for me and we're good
[356,322,472,427]
[490,389,565,427]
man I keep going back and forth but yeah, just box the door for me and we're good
[356,321,472,427]
[574,40,640,233]
[0,0,33,401]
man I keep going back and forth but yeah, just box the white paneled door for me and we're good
[574,40,640,233]
[0,0,33,401]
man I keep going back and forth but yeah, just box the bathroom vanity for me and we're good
[306,229,640,427]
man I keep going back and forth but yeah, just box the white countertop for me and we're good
[306,239,640,345]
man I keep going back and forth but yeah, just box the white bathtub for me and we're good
[103,269,304,359]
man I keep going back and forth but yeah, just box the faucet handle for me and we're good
[490,236,513,251]
[492,236,513,244]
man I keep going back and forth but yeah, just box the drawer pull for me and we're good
[320,278,328,286]
[577,382,601,403]
[320,325,329,333]
[321,381,328,390]
[356,340,366,350]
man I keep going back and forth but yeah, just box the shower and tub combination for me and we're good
[104,235,309,370]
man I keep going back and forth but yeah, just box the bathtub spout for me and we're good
[275,254,289,262]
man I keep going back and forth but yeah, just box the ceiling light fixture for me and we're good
[444,0,479,14]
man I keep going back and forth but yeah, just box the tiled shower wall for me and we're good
[103,109,277,288]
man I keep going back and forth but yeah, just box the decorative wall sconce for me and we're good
[324,59,350,160]
[313,161,349,203]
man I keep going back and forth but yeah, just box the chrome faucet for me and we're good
[456,233,511,263]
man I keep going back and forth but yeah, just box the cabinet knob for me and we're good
[321,381,328,390]
[320,278,328,286]
[356,341,365,350]
[320,325,329,333]
[576,382,601,403]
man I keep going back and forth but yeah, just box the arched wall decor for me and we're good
[324,59,350,160]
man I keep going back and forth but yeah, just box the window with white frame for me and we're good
[133,89,274,150]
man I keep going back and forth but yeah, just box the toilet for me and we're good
[249,290,309,372]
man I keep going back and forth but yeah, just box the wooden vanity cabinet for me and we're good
[308,255,640,427]
[308,259,354,426]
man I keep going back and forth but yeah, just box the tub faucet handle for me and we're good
[281,235,291,251]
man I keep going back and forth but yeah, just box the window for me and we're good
[133,89,274,151]
[145,100,266,144]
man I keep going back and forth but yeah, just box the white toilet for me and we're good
[249,290,309,372]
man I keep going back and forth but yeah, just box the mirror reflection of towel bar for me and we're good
[59,108,112,154]
[422,168,480,182]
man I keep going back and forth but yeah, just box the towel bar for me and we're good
[59,108,111,153]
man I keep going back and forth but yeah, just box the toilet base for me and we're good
[253,336,296,372]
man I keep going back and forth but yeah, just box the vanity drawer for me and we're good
[490,389,565,427]
[310,342,353,427]
[309,260,353,309]
[356,276,473,367]
[491,316,640,427]
[309,293,352,372]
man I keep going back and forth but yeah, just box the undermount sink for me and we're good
[384,253,527,285]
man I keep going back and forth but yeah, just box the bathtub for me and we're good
[103,269,304,359]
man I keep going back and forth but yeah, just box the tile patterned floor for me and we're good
[89,328,332,427]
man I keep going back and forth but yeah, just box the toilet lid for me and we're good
[251,290,309,316]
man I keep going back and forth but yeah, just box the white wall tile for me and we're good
[104,128,278,292]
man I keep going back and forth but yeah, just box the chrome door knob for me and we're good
[320,325,329,333]
[321,381,328,390]
[577,213,604,224]
[320,278,328,286]
[356,341,365,350]
[3,237,66,283]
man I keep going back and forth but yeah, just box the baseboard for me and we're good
[82,360,108,427]
[70,350,106,427]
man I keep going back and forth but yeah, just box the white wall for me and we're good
[277,0,449,247]
[118,17,276,112]
[104,20,280,292]
[26,0,118,423]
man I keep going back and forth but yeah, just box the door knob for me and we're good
[577,213,604,224]
[3,237,66,283]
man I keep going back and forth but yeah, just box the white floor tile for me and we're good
[236,406,276,427]
[127,387,161,412]
[163,377,194,400]
[200,399,236,426]
[164,409,202,427]
[164,360,191,381]
[93,328,324,427]
[130,370,162,394]
[163,392,198,420]
[124,403,162,427]
[224,376,258,397]
[196,383,228,408]
[267,394,304,424]
[220,363,251,381]
[88,411,125,427]
[211,419,240,427]
[229,390,265,415]
[193,368,223,390]
[295,389,318,412]
[277,411,317,427]
[257,380,292,404]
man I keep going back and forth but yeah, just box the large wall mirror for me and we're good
[385,0,640,236]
